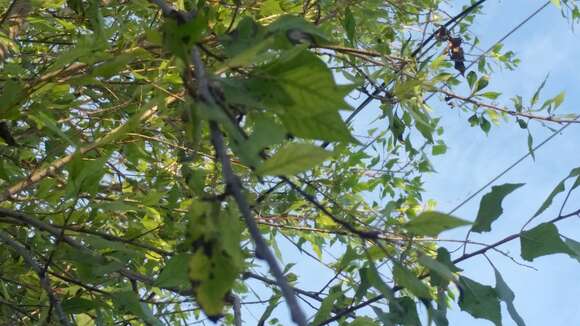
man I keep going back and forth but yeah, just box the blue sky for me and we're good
[425,1,580,324]
[423,1,580,325]
[244,1,580,325]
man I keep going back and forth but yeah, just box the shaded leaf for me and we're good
[62,297,103,314]
[393,263,431,299]
[111,291,162,326]
[155,254,191,289]
[311,289,342,325]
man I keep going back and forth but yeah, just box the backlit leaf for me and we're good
[403,211,471,237]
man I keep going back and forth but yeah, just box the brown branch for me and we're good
[437,88,580,124]
[188,46,307,326]
[318,208,580,325]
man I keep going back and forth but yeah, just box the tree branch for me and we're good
[318,207,580,325]
[0,230,71,326]
[437,88,580,124]
[188,47,307,326]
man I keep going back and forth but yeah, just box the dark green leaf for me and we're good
[467,71,477,89]
[393,263,431,299]
[527,131,535,161]
[472,183,525,233]
[366,261,396,302]
[111,291,162,326]
[343,8,356,44]
[311,289,342,325]
[493,268,526,326]
[479,116,491,133]
[533,167,580,217]
[565,238,580,262]
[62,297,102,314]
[257,295,281,326]
[520,223,573,261]
[458,277,501,326]
[531,74,549,107]
[426,248,462,288]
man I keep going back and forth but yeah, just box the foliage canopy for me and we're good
[0,0,580,325]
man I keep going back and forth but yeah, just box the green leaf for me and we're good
[565,238,580,262]
[480,91,501,100]
[155,254,191,289]
[187,202,243,319]
[257,295,281,326]
[0,80,24,119]
[162,12,208,61]
[428,248,462,288]
[553,91,565,109]
[266,15,328,42]
[111,291,162,326]
[467,71,477,89]
[533,167,580,217]
[531,74,549,107]
[374,297,421,326]
[474,75,489,93]
[236,116,287,167]
[493,268,526,326]
[28,111,79,147]
[280,110,357,143]
[62,297,102,314]
[349,317,377,325]
[479,116,491,133]
[471,183,525,233]
[311,289,342,325]
[343,8,356,44]
[520,223,573,261]
[458,276,501,326]
[432,143,447,156]
[366,261,396,302]
[256,143,333,176]
[393,263,431,299]
[403,211,471,237]
[260,50,355,117]
[550,0,561,9]
[527,130,535,161]
[418,254,456,288]
[66,154,109,196]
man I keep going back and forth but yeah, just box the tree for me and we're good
[0,0,579,325]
